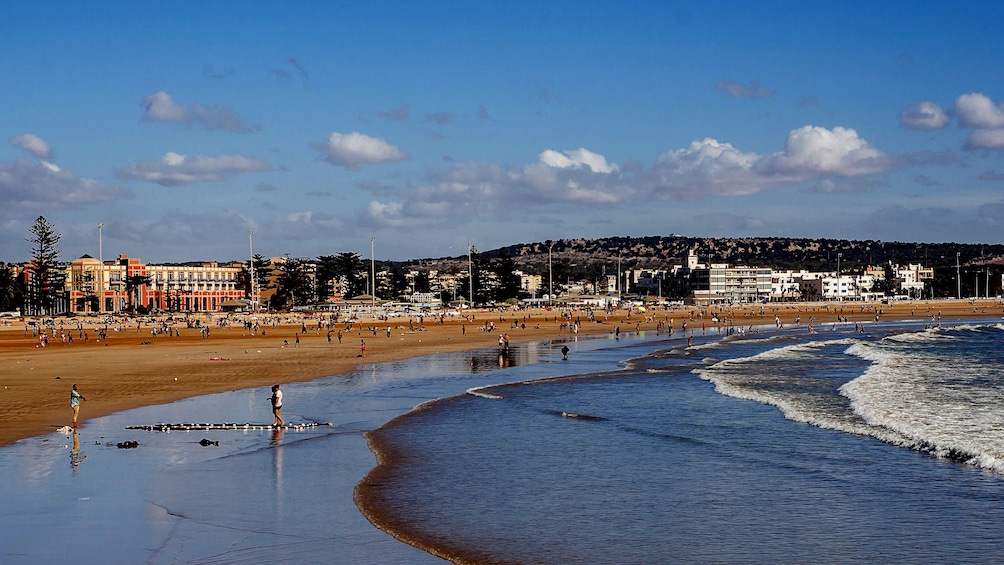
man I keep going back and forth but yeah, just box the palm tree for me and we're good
[124,274,152,313]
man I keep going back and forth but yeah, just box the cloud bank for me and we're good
[0,159,128,212]
[115,152,271,186]
[363,125,891,227]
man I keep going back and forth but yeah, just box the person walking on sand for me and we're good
[270,384,284,427]
[360,339,366,357]
[70,384,85,428]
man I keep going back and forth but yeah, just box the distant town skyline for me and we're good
[4,2,1004,264]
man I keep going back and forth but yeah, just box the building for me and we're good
[688,264,772,305]
[66,254,245,314]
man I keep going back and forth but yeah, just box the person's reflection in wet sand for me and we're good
[70,431,85,475]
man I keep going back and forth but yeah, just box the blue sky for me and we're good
[3,1,1004,263]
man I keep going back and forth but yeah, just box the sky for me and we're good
[3,1,1004,264]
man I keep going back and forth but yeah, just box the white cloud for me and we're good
[312,131,408,169]
[653,138,761,196]
[141,91,257,133]
[9,134,54,159]
[955,93,1004,129]
[351,125,891,229]
[0,158,128,212]
[115,152,270,186]
[899,101,949,129]
[539,148,618,174]
[366,201,408,227]
[965,128,1004,150]
[765,125,888,177]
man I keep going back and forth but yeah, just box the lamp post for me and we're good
[836,252,842,301]
[468,242,474,307]
[956,252,961,300]
[248,230,256,312]
[548,243,554,306]
[617,254,622,306]
[371,237,376,313]
[97,223,104,313]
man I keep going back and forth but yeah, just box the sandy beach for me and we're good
[2,299,1000,447]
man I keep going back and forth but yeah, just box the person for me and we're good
[270,384,284,427]
[70,384,85,428]
[360,339,366,357]
[561,345,569,360]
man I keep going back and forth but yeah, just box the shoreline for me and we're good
[2,299,999,447]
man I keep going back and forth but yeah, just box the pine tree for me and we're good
[25,216,66,315]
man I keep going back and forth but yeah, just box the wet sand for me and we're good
[2,299,999,447]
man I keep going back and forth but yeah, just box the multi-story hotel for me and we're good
[66,254,246,314]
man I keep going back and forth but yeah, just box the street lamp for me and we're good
[248,230,256,312]
[468,241,474,307]
[548,243,554,306]
[97,222,104,313]
[836,252,842,301]
[371,237,376,312]
[617,254,622,305]
[956,252,961,300]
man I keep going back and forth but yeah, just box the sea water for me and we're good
[363,321,1004,564]
[4,322,1004,563]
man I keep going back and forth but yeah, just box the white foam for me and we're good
[842,330,1004,473]
[466,386,503,400]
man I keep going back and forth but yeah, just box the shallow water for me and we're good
[0,333,633,564]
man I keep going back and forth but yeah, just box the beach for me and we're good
[2,299,999,447]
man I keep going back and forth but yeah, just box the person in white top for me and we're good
[270,384,284,427]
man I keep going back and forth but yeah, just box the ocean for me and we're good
[4,319,1004,564]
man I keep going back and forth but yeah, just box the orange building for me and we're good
[67,254,246,314]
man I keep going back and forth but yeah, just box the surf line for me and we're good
[466,386,504,400]
[126,422,333,432]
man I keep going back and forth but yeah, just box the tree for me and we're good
[413,270,431,294]
[0,265,25,312]
[460,247,492,304]
[492,248,522,302]
[124,274,152,313]
[239,254,271,300]
[271,256,312,310]
[881,263,898,296]
[25,216,66,315]
[388,267,409,299]
[315,255,340,300]
[333,252,365,298]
